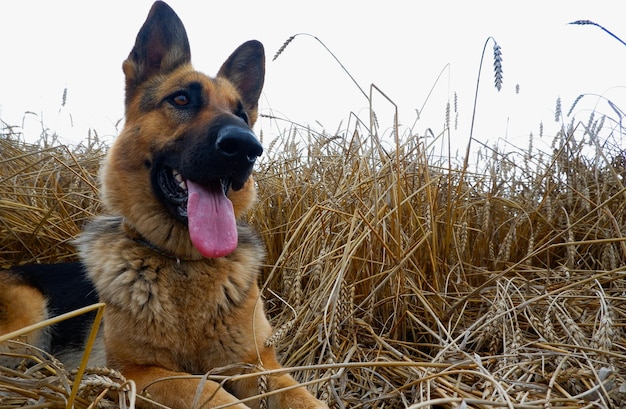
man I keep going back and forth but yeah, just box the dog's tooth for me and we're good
[171,169,187,191]
[221,179,231,195]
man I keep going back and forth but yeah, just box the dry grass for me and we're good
[2,100,626,407]
[0,341,133,409]
[0,125,104,267]
[252,114,626,407]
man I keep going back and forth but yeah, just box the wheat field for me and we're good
[2,33,626,408]
[2,98,626,408]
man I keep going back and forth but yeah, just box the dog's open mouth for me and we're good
[158,168,232,218]
[158,167,237,258]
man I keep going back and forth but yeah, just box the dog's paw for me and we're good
[284,402,328,409]
[273,387,329,409]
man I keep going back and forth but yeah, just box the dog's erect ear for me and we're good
[123,1,191,103]
[217,40,265,115]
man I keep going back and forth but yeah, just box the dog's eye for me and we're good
[235,104,249,124]
[170,92,190,107]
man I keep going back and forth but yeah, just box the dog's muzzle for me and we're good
[175,121,262,192]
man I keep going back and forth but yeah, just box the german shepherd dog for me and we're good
[0,2,328,408]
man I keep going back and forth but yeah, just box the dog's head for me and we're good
[101,1,265,259]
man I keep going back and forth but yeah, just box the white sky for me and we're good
[1,1,624,156]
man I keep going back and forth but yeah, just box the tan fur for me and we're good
[76,2,327,408]
[0,272,48,336]
[0,271,49,363]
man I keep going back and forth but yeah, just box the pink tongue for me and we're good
[186,180,238,258]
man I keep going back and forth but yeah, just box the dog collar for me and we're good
[131,236,199,263]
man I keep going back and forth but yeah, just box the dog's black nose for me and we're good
[216,126,263,164]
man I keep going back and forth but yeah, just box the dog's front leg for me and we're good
[123,365,250,409]
[227,346,329,409]
[266,373,330,409]
[228,371,328,409]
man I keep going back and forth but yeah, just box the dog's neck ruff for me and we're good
[131,236,198,263]
[121,222,201,262]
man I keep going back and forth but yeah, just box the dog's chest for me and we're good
[95,255,257,324]
[96,254,266,370]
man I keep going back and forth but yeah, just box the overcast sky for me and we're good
[1,1,624,155]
